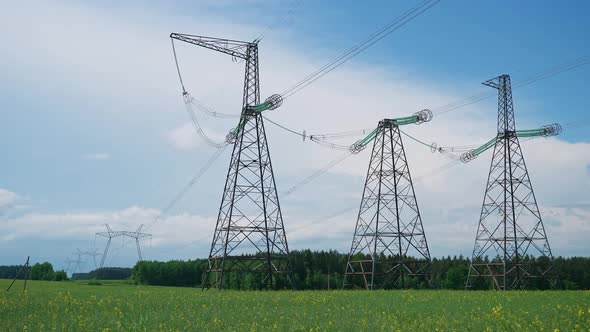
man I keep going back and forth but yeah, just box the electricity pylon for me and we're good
[76,248,102,270]
[96,224,151,268]
[70,250,85,275]
[463,74,561,290]
[170,33,291,289]
[343,110,433,289]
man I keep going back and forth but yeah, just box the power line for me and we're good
[400,129,436,149]
[171,39,186,94]
[263,115,307,138]
[308,137,351,151]
[188,94,237,119]
[177,151,354,250]
[281,151,352,197]
[280,0,441,99]
[144,146,227,231]
[255,0,305,42]
[264,113,463,159]
[266,54,590,157]
[176,151,464,250]
[433,55,590,116]
[288,158,462,236]
[263,115,353,151]
[184,94,228,148]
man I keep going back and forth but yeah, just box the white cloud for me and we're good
[0,189,19,215]
[82,153,111,160]
[165,122,226,150]
[0,206,210,246]
[0,0,588,264]
[0,206,217,265]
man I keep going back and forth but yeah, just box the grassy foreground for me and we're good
[0,279,589,331]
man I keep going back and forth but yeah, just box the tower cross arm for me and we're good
[121,231,152,239]
[95,231,125,238]
[349,109,433,154]
[482,74,510,89]
[170,33,252,60]
[515,123,562,138]
[461,137,497,163]
[460,123,562,163]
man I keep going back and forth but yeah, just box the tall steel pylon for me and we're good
[95,224,151,268]
[465,74,558,290]
[343,111,433,289]
[170,33,291,289]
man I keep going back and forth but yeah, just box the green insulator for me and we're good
[384,116,417,126]
[226,117,248,144]
[349,110,433,153]
[350,127,381,154]
[383,109,433,127]
[515,124,561,138]
[473,137,497,155]
[461,137,497,162]
[515,128,546,138]
[246,94,284,113]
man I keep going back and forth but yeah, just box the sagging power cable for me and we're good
[288,158,463,236]
[144,146,227,231]
[433,55,590,116]
[184,93,228,149]
[279,0,441,100]
[281,151,353,198]
[255,0,305,42]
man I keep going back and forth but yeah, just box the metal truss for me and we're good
[344,121,432,289]
[466,74,556,290]
[171,33,292,289]
[95,224,151,268]
[74,248,102,270]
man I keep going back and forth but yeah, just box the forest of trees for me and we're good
[71,267,132,280]
[130,250,590,290]
[2,252,588,290]
[0,262,67,281]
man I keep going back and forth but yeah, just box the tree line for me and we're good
[0,262,67,281]
[3,253,588,289]
[71,267,132,280]
[130,250,590,290]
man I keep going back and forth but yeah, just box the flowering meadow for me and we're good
[0,279,589,331]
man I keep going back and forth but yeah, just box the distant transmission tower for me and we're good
[70,250,85,275]
[170,33,291,289]
[76,248,102,270]
[463,74,561,290]
[96,224,151,268]
[343,110,434,289]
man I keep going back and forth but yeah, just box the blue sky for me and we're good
[1,0,589,271]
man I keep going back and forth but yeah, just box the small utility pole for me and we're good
[6,256,31,292]
[327,265,330,290]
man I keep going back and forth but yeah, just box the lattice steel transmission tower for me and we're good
[170,33,291,289]
[463,74,561,290]
[343,110,433,289]
[75,248,102,270]
[70,250,85,275]
[96,224,151,268]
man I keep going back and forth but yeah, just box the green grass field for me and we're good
[0,279,589,331]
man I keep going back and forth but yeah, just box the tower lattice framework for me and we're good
[170,33,292,290]
[344,121,432,289]
[466,74,555,290]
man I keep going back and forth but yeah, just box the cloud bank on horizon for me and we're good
[1,0,588,270]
